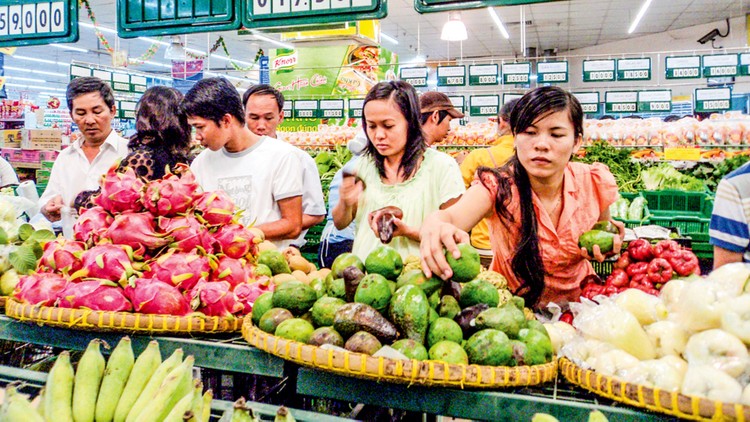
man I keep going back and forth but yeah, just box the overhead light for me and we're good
[164,36,187,60]
[251,30,294,50]
[6,76,46,83]
[138,36,170,46]
[12,55,68,66]
[487,7,510,39]
[381,32,399,45]
[142,60,171,68]
[50,44,89,53]
[79,22,117,34]
[441,11,468,42]
[4,66,68,77]
[628,0,652,34]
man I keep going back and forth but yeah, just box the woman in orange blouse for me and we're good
[419,86,623,309]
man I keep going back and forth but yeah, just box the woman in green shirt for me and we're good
[333,81,465,260]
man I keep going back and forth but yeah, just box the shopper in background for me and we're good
[419,86,622,310]
[0,156,18,187]
[333,81,465,260]
[709,160,750,268]
[39,76,129,222]
[318,132,367,268]
[419,91,464,146]
[183,77,303,248]
[242,84,325,250]
[458,98,519,267]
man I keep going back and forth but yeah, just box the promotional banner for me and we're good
[171,60,204,95]
[0,54,6,99]
[260,55,270,84]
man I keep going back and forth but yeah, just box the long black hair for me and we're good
[479,86,583,307]
[132,86,191,155]
[362,81,427,180]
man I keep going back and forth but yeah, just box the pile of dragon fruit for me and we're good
[12,164,274,318]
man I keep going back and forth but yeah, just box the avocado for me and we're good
[309,278,326,299]
[437,295,461,320]
[518,328,554,365]
[344,331,382,355]
[258,250,291,275]
[524,319,549,337]
[592,220,619,234]
[333,302,398,343]
[510,296,525,311]
[325,273,346,299]
[272,280,318,316]
[275,318,314,343]
[308,327,344,347]
[427,317,464,349]
[428,290,440,309]
[250,291,274,327]
[578,229,616,255]
[459,279,500,308]
[428,307,439,325]
[454,304,489,338]
[343,265,365,302]
[258,308,294,334]
[311,297,347,327]
[474,306,526,338]
[464,329,513,366]
[428,341,468,365]
[331,253,364,279]
[365,245,404,280]
[445,243,481,283]
[390,339,428,360]
[389,285,430,345]
[354,273,393,314]
[396,269,444,297]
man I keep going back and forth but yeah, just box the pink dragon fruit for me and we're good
[71,244,136,284]
[157,214,214,254]
[210,256,252,289]
[143,164,201,217]
[13,272,69,306]
[189,280,244,318]
[58,279,133,312]
[194,190,236,226]
[145,249,210,292]
[234,280,275,315]
[125,277,192,316]
[73,206,113,245]
[37,239,86,274]
[212,224,257,259]
[103,212,172,255]
[94,165,145,214]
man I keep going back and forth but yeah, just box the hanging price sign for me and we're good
[537,61,568,83]
[469,95,499,116]
[399,67,428,87]
[319,99,344,118]
[448,95,465,115]
[694,87,731,112]
[582,59,615,82]
[702,54,738,78]
[468,64,498,85]
[572,92,600,114]
[437,65,465,86]
[637,90,672,113]
[502,62,530,84]
[605,91,637,114]
[0,0,78,46]
[665,56,701,79]
[740,53,750,76]
[617,58,651,81]
[293,100,319,118]
[348,98,364,118]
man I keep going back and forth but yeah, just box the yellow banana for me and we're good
[187,381,203,422]
[95,337,135,422]
[161,391,194,422]
[201,389,213,422]
[73,339,106,422]
[129,353,191,422]
[113,341,162,422]
[44,350,75,422]
[4,384,44,422]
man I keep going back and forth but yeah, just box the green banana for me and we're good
[113,341,162,422]
[3,384,44,422]
[131,354,193,422]
[95,337,135,422]
[187,381,203,422]
[201,390,213,422]
[161,391,194,422]
[44,351,75,422]
[73,339,106,422]
[274,406,296,422]
[158,356,195,421]
[34,387,45,417]
[230,398,258,422]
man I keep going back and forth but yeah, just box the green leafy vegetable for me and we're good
[575,142,644,193]
[9,244,38,275]
[641,164,706,192]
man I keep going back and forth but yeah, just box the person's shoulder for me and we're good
[726,161,750,180]
[424,147,459,169]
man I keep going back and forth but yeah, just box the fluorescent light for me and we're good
[4,66,68,77]
[628,0,653,34]
[251,31,294,50]
[142,60,171,68]
[488,7,510,39]
[138,36,170,46]
[79,22,117,34]
[12,55,68,66]
[6,76,46,83]
[441,11,468,42]
[50,44,89,53]
[381,32,399,45]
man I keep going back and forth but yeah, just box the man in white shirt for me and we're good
[40,77,129,221]
[183,78,303,249]
[242,84,325,249]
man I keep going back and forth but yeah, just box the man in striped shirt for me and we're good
[710,161,750,269]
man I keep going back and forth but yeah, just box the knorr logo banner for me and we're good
[272,50,298,73]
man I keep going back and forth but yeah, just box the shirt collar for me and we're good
[73,129,120,151]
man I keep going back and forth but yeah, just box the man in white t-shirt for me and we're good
[39,76,129,221]
[242,84,325,248]
[183,78,303,248]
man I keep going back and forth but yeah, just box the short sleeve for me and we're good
[272,149,303,201]
[589,162,618,213]
[710,178,750,252]
[299,153,326,216]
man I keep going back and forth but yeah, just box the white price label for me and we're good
[611,103,636,112]
[292,0,310,12]
[35,2,50,33]
[541,73,566,82]
[323,110,342,117]
[709,66,737,76]
[297,110,314,117]
[648,102,671,111]
[255,0,272,14]
[703,100,730,110]
[8,5,21,35]
[673,68,699,78]
[479,106,497,114]
[0,7,8,36]
[506,74,528,83]
[589,71,614,80]
[445,77,463,85]
[622,70,649,79]
[311,0,330,10]
[272,0,291,14]
[405,78,426,86]
[21,3,35,34]
[0,2,65,37]
[581,104,598,113]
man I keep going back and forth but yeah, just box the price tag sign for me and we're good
[468,64,498,86]
[637,90,672,113]
[694,87,731,112]
[572,92,600,114]
[119,101,137,119]
[400,67,428,87]
[469,95,499,116]
[503,93,524,104]
[246,0,386,29]
[582,59,615,82]
[605,91,637,114]
[112,73,131,92]
[665,56,701,79]
[348,98,364,118]
[740,53,750,76]
[502,62,530,84]
[282,99,293,117]
[118,0,240,38]
[130,75,147,93]
[702,54,738,77]
[437,65,465,87]
[617,58,651,81]
[319,99,344,118]
[0,0,78,47]
[70,64,91,79]
[293,99,319,118]
[448,95,464,114]
[537,61,568,83]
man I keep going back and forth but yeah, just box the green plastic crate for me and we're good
[641,190,713,218]
[688,233,714,260]
[591,259,614,279]
[649,215,711,236]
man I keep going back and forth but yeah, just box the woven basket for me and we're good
[5,298,243,334]
[560,357,750,421]
[242,318,557,388]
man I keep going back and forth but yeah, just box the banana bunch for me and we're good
[228,398,296,422]
[0,337,214,422]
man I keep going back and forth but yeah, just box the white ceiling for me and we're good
[3,0,749,98]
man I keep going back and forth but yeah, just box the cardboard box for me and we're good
[0,129,21,148]
[2,148,23,162]
[35,169,50,184]
[21,129,62,150]
[41,160,55,169]
[38,151,59,162]
[20,150,41,163]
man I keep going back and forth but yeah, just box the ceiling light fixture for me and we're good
[6,76,46,83]
[79,22,117,34]
[628,0,653,34]
[50,44,89,53]
[12,55,68,66]
[381,32,399,45]
[487,7,510,39]
[441,11,468,42]
[164,35,187,60]
[251,30,294,50]
[138,36,171,46]
[4,66,68,77]
[142,60,172,68]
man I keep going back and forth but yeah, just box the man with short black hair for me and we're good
[40,76,129,221]
[184,78,303,247]
[419,91,464,146]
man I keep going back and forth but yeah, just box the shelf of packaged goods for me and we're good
[9,162,42,169]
